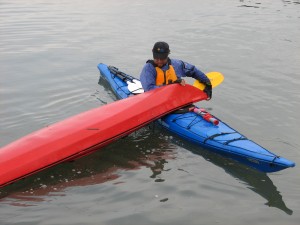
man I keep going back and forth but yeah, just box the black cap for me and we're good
[152,41,170,59]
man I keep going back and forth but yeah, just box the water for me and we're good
[0,0,300,224]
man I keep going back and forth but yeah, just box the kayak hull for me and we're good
[98,63,295,173]
[0,82,206,188]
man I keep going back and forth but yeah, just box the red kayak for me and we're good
[0,84,207,188]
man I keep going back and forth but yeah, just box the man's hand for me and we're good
[203,84,212,100]
[171,78,185,86]
[179,79,186,86]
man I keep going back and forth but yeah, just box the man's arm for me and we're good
[140,63,159,92]
[172,59,212,99]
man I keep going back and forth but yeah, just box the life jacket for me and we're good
[147,59,178,86]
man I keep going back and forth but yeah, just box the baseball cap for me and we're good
[152,41,170,59]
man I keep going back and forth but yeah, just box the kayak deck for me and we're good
[160,113,294,172]
[97,63,295,173]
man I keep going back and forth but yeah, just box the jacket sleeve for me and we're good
[173,59,211,85]
[140,63,160,92]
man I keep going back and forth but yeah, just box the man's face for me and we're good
[154,58,168,68]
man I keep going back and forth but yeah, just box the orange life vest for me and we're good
[155,65,178,86]
[147,59,178,86]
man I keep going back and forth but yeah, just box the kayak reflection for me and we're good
[170,132,293,215]
[0,128,175,204]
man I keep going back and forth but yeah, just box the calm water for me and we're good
[1,0,300,224]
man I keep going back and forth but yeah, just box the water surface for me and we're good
[1,0,300,224]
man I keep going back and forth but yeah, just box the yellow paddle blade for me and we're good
[193,72,224,90]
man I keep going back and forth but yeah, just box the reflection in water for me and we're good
[0,126,293,215]
[0,128,175,204]
[174,137,293,215]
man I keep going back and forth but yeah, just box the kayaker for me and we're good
[140,41,212,99]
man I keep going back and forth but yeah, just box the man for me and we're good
[140,41,212,100]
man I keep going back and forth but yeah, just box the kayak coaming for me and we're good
[98,63,295,173]
[0,82,207,188]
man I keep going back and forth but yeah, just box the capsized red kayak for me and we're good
[0,84,207,188]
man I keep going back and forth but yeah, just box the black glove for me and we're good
[168,79,182,85]
[203,84,212,100]
[169,79,182,84]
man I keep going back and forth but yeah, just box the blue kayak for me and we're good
[97,63,295,173]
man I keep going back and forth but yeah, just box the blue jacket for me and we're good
[140,58,211,92]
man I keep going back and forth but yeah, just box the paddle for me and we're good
[193,72,224,90]
[110,63,224,94]
[108,66,145,94]
[127,79,144,94]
